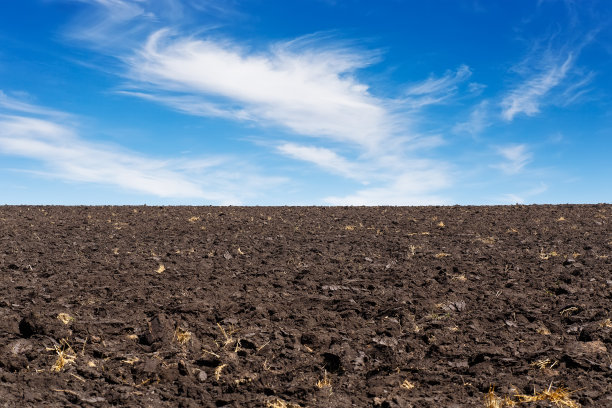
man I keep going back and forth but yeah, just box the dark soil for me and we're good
[1,205,611,407]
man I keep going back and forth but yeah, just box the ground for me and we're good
[0,205,611,407]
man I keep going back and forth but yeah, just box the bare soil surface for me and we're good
[1,205,611,407]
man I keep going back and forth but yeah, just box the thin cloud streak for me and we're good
[117,90,254,121]
[501,54,573,120]
[453,100,491,136]
[67,0,150,49]
[0,115,207,199]
[494,144,533,174]
[0,91,72,119]
[403,65,472,109]
[559,70,595,105]
[500,26,597,122]
[325,166,451,205]
[498,182,548,204]
[277,143,362,181]
[0,102,284,204]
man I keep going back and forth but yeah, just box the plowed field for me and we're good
[1,205,611,407]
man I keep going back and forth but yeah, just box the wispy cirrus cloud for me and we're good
[0,94,283,204]
[453,100,492,136]
[325,164,451,205]
[493,144,533,174]
[0,91,72,119]
[456,50,590,134]
[276,143,362,181]
[0,115,205,198]
[500,15,598,122]
[275,139,457,204]
[117,90,254,121]
[497,182,548,204]
[501,53,574,120]
[66,0,150,49]
[558,70,595,106]
[403,65,472,109]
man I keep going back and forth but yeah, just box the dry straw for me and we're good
[56,313,74,325]
[266,398,302,408]
[316,370,332,390]
[174,327,192,345]
[47,339,76,372]
[484,384,581,408]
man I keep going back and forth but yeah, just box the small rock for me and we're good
[8,339,33,355]
[373,397,387,407]
[373,336,399,347]
[443,300,466,312]
[81,396,106,404]
[321,285,350,291]
[196,369,208,382]
[448,360,469,368]
[352,351,367,370]
[223,251,232,260]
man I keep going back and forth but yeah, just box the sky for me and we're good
[0,0,610,205]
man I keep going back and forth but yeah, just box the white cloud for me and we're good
[117,90,254,120]
[403,65,472,108]
[67,0,150,49]
[499,193,525,204]
[453,100,491,136]
[63,2,457,204]
[494,144,532,174]
[0,106,284,204]
[0,91,71,119]
[501,54,573,120]
[125,30,396,149]
[0,115,204,198]
[498,182,548,204]
[67,0,239,49]
[121,29,460,203]
[406,65,471,96]
[468,82,487,95]
[559,70,595,106]
[325,166,451,205]
[276,143,361,181]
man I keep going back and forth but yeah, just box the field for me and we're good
[0,205,611,407]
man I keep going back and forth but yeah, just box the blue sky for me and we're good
[0,0,610,205]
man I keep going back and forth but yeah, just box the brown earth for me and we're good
[0,205,611,408]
